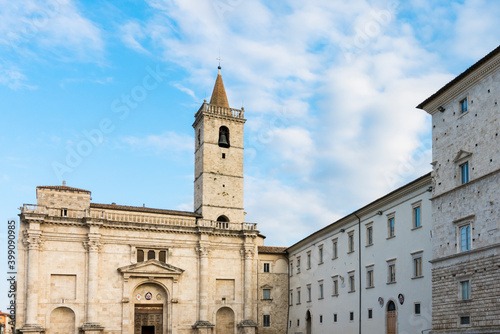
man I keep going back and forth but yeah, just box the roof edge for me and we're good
[417,44,500,110]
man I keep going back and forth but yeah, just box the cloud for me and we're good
[245,175,340,246]
[125,0,459,245]
[122,132,193,154]
[0,0,104,61]
[120,21,150,55]
[0,63,37,90]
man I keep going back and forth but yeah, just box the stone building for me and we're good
[256,246,288,334]
[16,68,288,334]
[417,45,500,333]
[287,173,433,334]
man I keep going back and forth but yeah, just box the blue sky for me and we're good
[1,0,500,311]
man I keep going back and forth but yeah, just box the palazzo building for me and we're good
[16,68,287,334]
[417,45,500,333]
[287,173,433,334]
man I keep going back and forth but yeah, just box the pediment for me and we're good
[118,260,184,279]
[453,150,472,163]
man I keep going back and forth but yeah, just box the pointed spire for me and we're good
[209,66,230,108]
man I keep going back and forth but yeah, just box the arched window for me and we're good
[218,126,230,148]
[217,215,229,229]
[137,250,144,262]
[147,250,155,260]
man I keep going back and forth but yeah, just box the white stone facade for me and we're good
[287,174,433,334]
[418,45,500,333]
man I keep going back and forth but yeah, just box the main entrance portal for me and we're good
[135,304,163,334]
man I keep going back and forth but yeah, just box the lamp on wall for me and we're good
[377,211,383,215]
[438,106,445,112]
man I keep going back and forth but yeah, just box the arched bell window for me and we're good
[218,126,230,148]
[216,215,229,229]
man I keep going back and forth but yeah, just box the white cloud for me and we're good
[122,132,193,154]
[0,0,104,61]
[107,0,499,245]
[0,63,37,90]
[120,21,150,55]
[452,0,500,60]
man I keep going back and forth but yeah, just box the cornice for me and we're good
[419,52,500,114]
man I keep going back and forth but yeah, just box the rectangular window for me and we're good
[263,289,271,300]
[297,289,301,304]
[366,268,374,288]
[460,225,471,252]
[461,281,470,300]
[290,261,293,276]
[318,245,324,264]
[333,313,337,323]
[319,315,323,323]
[460,316,470,325]
[348,231,355,253]
[388,217,395,237]
[388,263,396,283]
[289,291,293,306]
[460,98,468,114]
[332,239,338,259]
[349,272,355,292]
[332,276,339,296]
[307,251,311,269]
[307,285,312,302]
[319,282,324,299]
[460,162,469,184]
[263,315,270,327]
[413,256,422,278]
[366,225,373,246]
[263,263,270,273]
[297,319,300,326]
[350,312,354,321]
[415,303,421,315]
[297,257,301,273]
[368,309,373,319]
[413,206,421,228]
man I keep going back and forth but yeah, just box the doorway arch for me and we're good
[133,282,168,334]
[215,307,234,334]
[49,307,75,334]
[305,310,312,334]
[386,300,397,334]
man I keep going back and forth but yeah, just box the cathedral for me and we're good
[16,68,288,334]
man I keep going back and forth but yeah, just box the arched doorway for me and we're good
[305,310,312,334]
[386,300,397,334]
[215,307,234,334]
[133,283,168,334]
[49,307,75,334]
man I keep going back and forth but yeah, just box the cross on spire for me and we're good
[216,54,223,69]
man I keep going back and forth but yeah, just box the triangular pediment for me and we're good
[453,150,472,162]
[118,260,184,278]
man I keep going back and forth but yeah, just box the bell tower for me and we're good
[193,67,246,223]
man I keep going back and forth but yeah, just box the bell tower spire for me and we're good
[209,66,230,108]
[193,67,246,223]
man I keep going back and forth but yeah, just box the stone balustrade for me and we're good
[196,102,244,119]
[21,204,257,231]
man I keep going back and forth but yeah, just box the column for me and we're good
[238,246,257,334]
[199,246,209,321]
[81,234,104,333]
[20,230,44,333]
[193,245,214,334]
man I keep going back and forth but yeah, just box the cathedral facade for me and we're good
[16,69,286,334]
